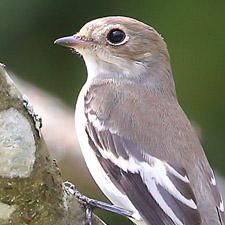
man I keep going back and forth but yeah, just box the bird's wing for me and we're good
[85,121,201,225]
[83,84,202,225]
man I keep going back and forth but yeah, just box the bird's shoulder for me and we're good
[84,80,198,162]
[84,79,181,127]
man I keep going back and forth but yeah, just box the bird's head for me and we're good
[55,16,175,94]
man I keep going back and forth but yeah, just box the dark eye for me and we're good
[107,29,126,45]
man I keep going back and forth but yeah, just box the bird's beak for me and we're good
[54,35,90,49]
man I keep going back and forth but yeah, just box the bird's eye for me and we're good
[107,29,126,45]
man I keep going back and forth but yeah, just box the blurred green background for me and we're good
[1,0,225,224]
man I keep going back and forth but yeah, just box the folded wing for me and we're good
[85,106,202,225]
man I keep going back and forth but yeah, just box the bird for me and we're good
[55,16,225,225]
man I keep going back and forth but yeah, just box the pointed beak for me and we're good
[54,35,90,49]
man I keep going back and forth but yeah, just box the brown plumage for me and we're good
[55,16,225,225]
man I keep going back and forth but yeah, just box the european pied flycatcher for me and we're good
[55,16,225,225]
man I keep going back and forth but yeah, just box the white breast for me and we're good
[74,82,142,221]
